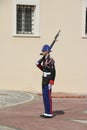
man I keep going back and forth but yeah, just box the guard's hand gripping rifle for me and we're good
[40,30,61,55]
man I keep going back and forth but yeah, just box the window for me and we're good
[13,0,40,37]
[82,0,87,37]
[17,5,35,34]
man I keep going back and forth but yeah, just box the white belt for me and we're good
[43,72,51,77]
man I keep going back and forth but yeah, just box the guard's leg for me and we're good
[42,85,52,114]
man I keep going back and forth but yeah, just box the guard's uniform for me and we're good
[36,54,56,116]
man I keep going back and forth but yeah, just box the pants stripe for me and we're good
[48,89,52,114]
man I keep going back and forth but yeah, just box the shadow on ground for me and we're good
[53,110,65,116]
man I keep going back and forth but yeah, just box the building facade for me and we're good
[0,0,87,93]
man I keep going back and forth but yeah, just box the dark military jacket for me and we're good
[37,55,56,86]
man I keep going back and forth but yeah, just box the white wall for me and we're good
[0,0,87,93]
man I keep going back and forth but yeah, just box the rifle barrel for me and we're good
[50,30,61,49]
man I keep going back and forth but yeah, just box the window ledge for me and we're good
[12,34,40,38]
[82,35,87,38]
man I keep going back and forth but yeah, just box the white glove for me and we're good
[35,61,39,65]
[48,84,52,90]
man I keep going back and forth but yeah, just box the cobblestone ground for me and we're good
[0,125,22,130]
[0,90,35,130]
[0,90,34,108]
[0,91,87,130]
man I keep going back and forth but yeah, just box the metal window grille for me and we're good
[16,5,34,34]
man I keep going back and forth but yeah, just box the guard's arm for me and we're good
[49,59,56,85]
[36,56,45,71]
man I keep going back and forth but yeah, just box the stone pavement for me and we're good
[0,90,87,130]
[0,90,35,130]
[0,90,34,108]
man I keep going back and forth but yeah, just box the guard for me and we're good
[36,44,56,118]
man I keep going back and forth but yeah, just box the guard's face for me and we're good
[42,51,49,56]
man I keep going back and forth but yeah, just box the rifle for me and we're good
[50,30,61,49]
[40,30,61,55]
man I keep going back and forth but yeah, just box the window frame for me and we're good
[12,0,40,37]
[82,0,87,38]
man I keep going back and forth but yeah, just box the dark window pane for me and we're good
[85,9,87,34]
[17,5,22,33]
[16,5,34,34]
[25,7,32,32]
